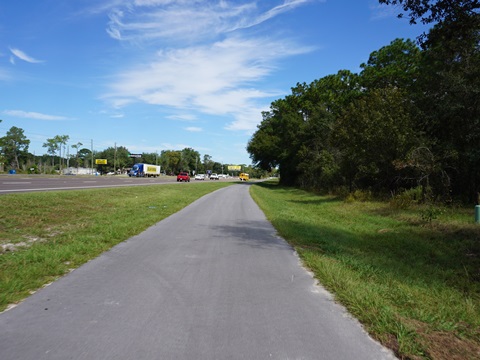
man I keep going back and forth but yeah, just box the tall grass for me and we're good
[250,181,480,360]
[0,183,231,311]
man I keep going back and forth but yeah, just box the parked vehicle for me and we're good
[210,173,219,180]
[239,173,249,181]
[194,174,206,180]
[177,172,190,182]
[129,163,161,177]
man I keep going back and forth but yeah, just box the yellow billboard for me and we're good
[95,159,107,165]
[228,165,241,171]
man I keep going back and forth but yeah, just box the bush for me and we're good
[390,187,423,209]
[420,205,445,224]
[27,165,40,174]
[344,189,373,203]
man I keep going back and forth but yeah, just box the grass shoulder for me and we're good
[250,180,480,360]
[0,182,232,312]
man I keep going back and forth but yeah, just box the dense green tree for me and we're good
[379,0,480,44]
[360,38,421,91]
[78,148,92,169]
[300,70,361,114]
[96,146,131,173]
[247,111,281,173]
[203,154,213,174]
[160,150,182,174]
[378,0,480,25]
[376,0,480,201]
[43,138,59,167]
[334,87,421,191]
[56,135,69,170]
[211,162,223,174]
[43,135,69,169]
[265,97,304,185]
[416,20,480,200]
[294,108,339,190]
[141,152,158,166]
[181,148,201,173]
[248,23,480,201]
[0,119,4,171]
[71,142,83,169]
[0,126,30,169]
[292,71,361,189]
[248,70,361,187]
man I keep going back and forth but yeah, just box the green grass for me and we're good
[250,181,480,360]
[2,180,479,358]
[0,182,232,311]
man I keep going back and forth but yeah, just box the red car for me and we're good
[176,172,190,182]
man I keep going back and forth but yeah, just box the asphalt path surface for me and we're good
[0,184,396,359]
[0,175,229,194]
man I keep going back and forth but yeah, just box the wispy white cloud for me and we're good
[166,114,197,122]
[233,0,315,31]
[369,1,400,20]
[224,104,269,132]
[104,36,312,131]
[105,0,313,42]
[185,126,202,132]
[9,48,44,64]
[106,2,252,42]
[100,0,316,133]
[141,142,192,152]
[4,110,69,121]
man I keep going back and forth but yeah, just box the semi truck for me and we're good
[129,163,161,177]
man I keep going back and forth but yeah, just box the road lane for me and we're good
[0,175,179,194]
[0,184,396,359]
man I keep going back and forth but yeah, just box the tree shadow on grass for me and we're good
[288,197,340,206]
[252,181,340,204]
[279,215,480,295]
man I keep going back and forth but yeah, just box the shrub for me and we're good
[390,187,423,209]
[420,205,444,224]
[344,189,373,203]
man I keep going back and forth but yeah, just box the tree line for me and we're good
[247,0,480,203]
[0,125,257,176]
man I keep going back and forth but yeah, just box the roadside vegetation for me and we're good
[0,182,232,312]
[247,1,480,204]
[1,178,479,359]
[250,180,480,360]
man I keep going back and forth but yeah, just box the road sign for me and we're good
[129,154,142,158]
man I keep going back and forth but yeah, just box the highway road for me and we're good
[0,184,396,359]
[0,174,212,194]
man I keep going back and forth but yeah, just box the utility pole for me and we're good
[91,139,94,175]
[66,145,70,169]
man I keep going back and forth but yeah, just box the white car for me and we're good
[194,174,206,180]
[209,173,219,180]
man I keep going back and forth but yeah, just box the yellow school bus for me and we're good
[239,173,249,181]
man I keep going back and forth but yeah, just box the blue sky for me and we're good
[0,0,430,165]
